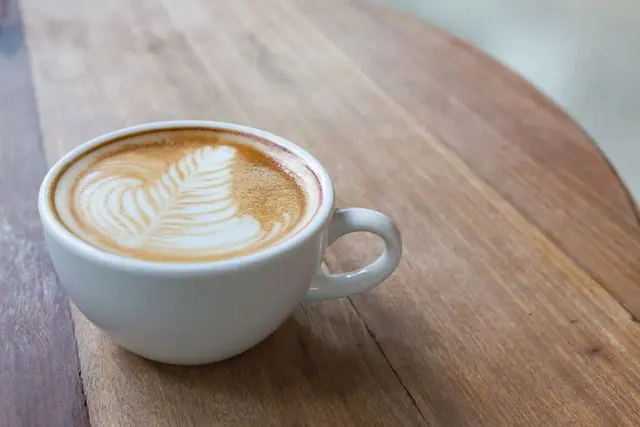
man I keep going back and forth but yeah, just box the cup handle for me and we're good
[305,208,402,301]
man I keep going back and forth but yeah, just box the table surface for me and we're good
[2,0,640,425]
[380,0,640,205]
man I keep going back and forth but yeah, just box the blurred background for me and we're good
[379,0,640,203]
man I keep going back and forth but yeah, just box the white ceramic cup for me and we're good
[38,121,402,365]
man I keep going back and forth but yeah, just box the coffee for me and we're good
[51,128,321,262]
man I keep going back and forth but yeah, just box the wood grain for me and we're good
[0,0,89,425]
[18,1,427,425]
[17,0,640,425]
[295,0,640,317]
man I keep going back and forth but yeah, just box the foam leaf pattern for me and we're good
[74,145,290,258]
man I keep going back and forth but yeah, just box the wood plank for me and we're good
[315,0,640,223]
[70,301,426,426]
[294,0,640,318]
[19,0,640,425]
[0,0,89,425]
[18,0,426,425]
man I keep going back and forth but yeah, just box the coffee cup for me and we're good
[38,121,402,365]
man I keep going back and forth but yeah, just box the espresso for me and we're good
[51,128,321,262]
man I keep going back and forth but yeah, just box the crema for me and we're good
[51,128,321,262]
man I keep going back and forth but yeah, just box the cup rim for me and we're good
[38,120,335,276]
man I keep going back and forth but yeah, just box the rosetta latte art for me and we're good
[73,145,294,259]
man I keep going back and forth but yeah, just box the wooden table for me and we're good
[2,0,640,425]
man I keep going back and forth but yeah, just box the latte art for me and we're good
[52,129,320,262]
[76,145,293,257]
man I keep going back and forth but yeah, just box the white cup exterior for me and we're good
[39,121,402,365]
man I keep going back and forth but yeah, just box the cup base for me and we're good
[114,338,264,366]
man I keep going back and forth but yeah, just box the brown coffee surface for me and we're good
[52,129,317,262]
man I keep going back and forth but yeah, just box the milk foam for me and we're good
[53,130,321,262]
